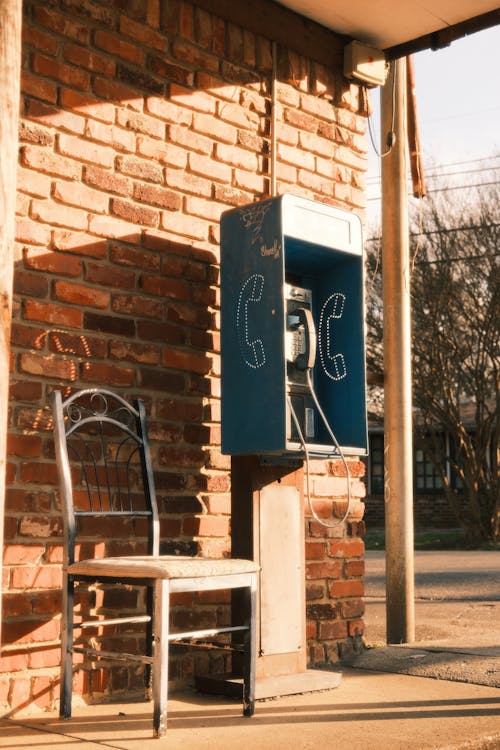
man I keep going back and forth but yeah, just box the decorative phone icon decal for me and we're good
[319,292,347,381]
[236,273,266,369]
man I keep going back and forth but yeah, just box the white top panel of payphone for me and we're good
[281,194,362,255]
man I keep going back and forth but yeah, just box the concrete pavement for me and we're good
[358,550,500,688]
[1,670,499,750]
[1,550,499,749]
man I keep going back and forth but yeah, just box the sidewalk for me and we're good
[2,550,498,749]
[1,667,499,750]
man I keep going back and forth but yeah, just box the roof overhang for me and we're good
[275,1,499,58]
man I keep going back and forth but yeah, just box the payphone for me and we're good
[220,193,367,459]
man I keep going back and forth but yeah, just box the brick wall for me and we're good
[365,491,461,530]
[2,0,368,714]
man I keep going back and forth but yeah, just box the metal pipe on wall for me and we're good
[381,57,415,643]
[0,0,23,645]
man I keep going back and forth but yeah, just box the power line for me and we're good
[367,180,500,201]
[366,162,500,185]
[366,154,500,180]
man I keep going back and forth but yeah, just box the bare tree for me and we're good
[366,183,499,544]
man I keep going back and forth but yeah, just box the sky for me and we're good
[366,24,500,223]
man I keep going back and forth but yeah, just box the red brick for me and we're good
[140,275,189,300]
[87,214,140,241]
[233,168,266,194]
[329,580,364,598]
[32,53,90,90]
[31,590,62,616]
[80,362,135,387]
[306,541,327,560]
[20,145,82,180]
[21,72,57,104]
[15,217,51,246]
[110,198,159,227]
[53,181,109,213]
[94,30,144,65]
[85,263,135,289]
[53,280,110,308]
[168,124,212,154]
[184,196,224,222]
[48,330,107,358]
[60,88,115,123]
[52,230,107,258]
[85,119,135,152]
[118,110,165,139]
[20,352,78,381]
[22,24,59,56]
[7,676,31,709]
[25,98,85,134]
[328,538,364,558]
[63,43,116,77]
[19,514,62,538]
[136,319,186,345]
[18,121,54,146]
[183,515,229,538]
[120,15,166,51]
[163,348,211,375]
[109,243,160,271]
[16,166,51,198]
[116,155,163,183]
[5,614,61,641]
[146,96,192,125]
[93,77,143,111]
[109,340,160,365]
[340,599,365,619]
[23,300,83,329]
[58,133,114,168]
[14,270,49,298]
[171,39,218,74]
[319,620,347,640]
[166,167,212,197]
[83,312,135,336]
[133,183,181,210]
[24,246,83,276]
[306,560,343,580]
[9,378,45,400]
[30,198,88,230]
[83,165,133,197]
[112,294,163,318]
[33,675,55,709]
[7,434,42,458]
[3,544,44,565]
[345,559,365,577]
[34,6,89,43]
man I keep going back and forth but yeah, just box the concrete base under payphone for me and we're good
[195,456,342,699]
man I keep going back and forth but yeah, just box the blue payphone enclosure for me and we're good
[220,194,368,457]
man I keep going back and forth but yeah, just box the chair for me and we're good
[52,388,259,738]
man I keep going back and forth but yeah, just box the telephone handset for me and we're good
[285,284,316,372]
[285,284,317,441]
[288,306,316,371]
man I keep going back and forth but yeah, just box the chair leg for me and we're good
[152,579,170,738]
[144,584,154,700]
[60,574,74,719]
[242,576,257,717]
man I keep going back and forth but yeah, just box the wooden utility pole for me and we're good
[0,0,23,643]
[381,57,415,644]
